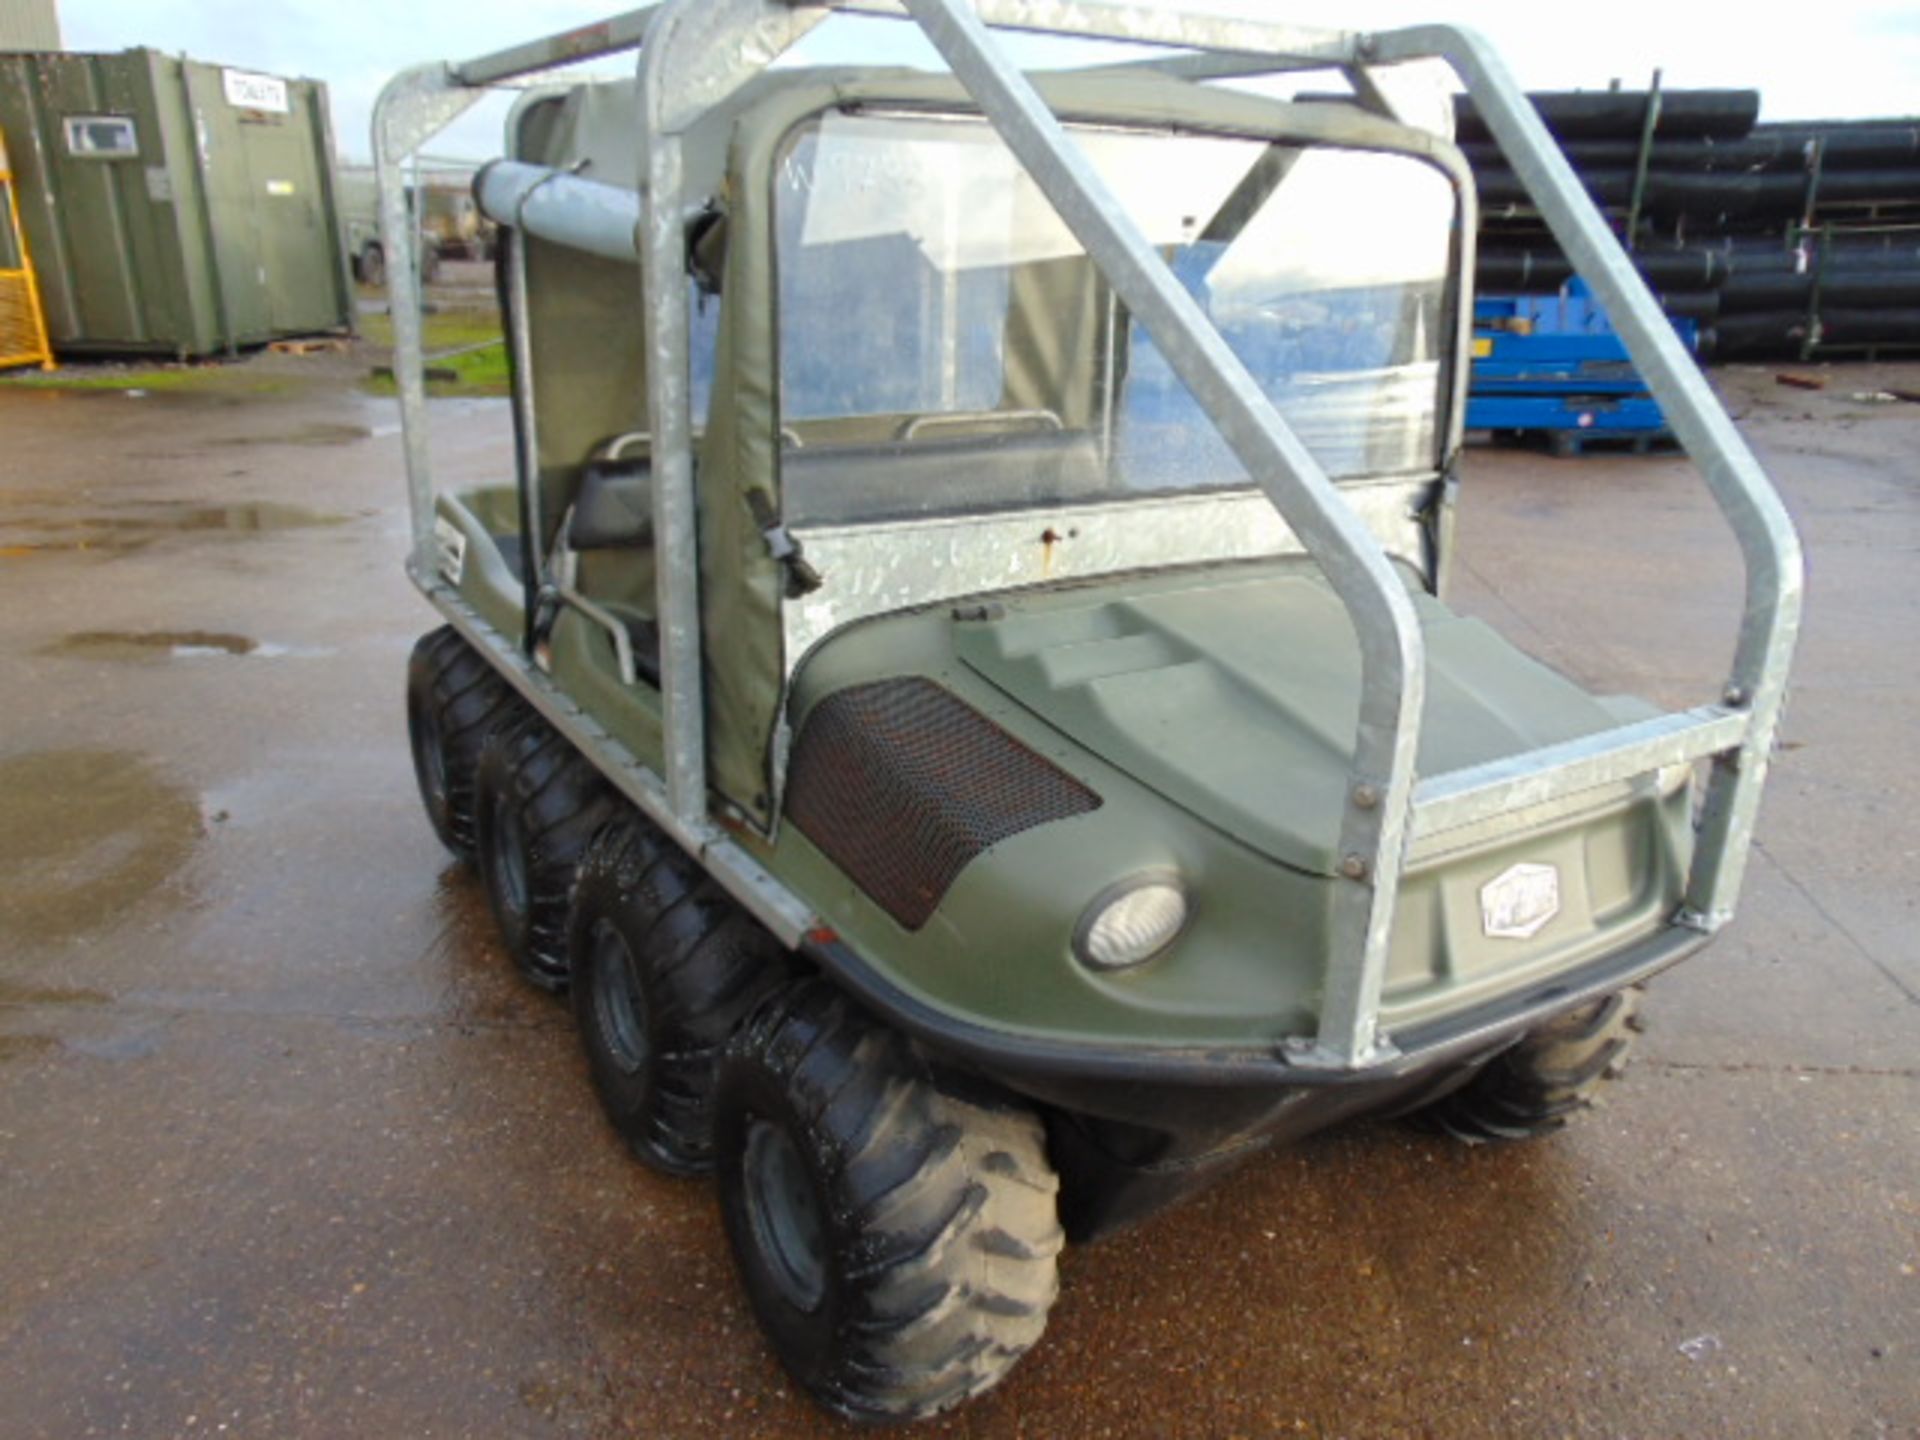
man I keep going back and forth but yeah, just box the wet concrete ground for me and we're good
[0,362,1915,1438]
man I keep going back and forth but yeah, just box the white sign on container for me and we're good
[222,69,290,115]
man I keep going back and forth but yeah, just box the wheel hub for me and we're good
[589,922,649,1076]
[742,1117,828,1313]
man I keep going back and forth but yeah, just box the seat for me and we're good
[569,458,654,549]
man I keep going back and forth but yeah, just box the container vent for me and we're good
[785,677,1101,930]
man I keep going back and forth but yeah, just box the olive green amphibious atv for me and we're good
[378,1,1801,1422]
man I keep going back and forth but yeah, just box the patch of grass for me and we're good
[357,307,507,398]
[1,365,287,394]
[364,339,510,399]
[358,309,502,353]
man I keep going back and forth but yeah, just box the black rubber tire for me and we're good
[1414,985,1647,1145]
[473,715,619,991]
[714,979,1064,1423]
[406,626,522,863]
[567,818,790,1175]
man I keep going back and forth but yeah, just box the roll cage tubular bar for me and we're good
[373,0,1803,1072]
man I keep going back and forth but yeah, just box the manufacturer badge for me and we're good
[1480,862,1560,940]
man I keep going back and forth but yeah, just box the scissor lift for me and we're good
[1469,280,1695,454]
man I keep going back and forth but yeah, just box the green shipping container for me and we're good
[0,48,353,357]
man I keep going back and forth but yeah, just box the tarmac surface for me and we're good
[0,355,1915,1438]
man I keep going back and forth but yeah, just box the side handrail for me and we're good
[373,63,485,580]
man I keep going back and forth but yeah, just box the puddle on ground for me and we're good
[0,499,351,556]
[0,1033,59,1063]
[209,421,374,448]
[40,631,300,661]
[62,1026,166,1062]
[0,978,110,1007]
[0,750,202,945]
[0,978,116,1067]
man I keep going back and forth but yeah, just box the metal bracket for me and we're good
[1675,905,1730,934]
[1283,1032,1402,1071]
[544,582,641,685]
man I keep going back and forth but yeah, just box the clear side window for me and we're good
[1115,147,1455,487]
[776,124,1007,420]
[773,112,1456,526]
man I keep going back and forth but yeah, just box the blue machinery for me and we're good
[1468,280,1698,451]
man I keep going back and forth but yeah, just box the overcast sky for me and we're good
[58,0,1920,165]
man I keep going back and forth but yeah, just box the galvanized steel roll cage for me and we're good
[374,0,1803,1072]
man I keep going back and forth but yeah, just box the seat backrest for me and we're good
[569,458,654,549]
[782,430,1106,527]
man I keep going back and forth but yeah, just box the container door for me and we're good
[183,61,272,347]
[230,81,341,335]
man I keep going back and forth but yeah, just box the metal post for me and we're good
[372,64,484,572]
[637,1,831,822]
[635,120,705,818]
[1802,222,1831,363]
[1799,142,1831,364]
[1624,68,1664,251]
[506,217,545,590]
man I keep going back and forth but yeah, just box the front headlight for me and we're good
[1074,877,1189,971]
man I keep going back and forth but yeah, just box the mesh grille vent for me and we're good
[785,677,1101,930]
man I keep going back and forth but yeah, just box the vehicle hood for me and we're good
[951,570,1647,876]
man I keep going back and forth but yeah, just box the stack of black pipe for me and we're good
[1460,89,1920,360]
